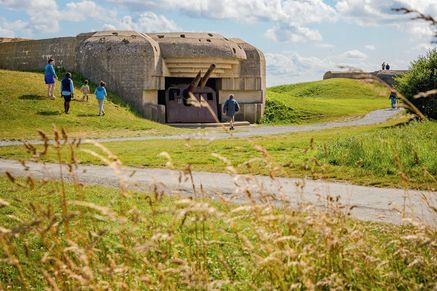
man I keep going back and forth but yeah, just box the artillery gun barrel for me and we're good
[199,64,216,89]
[186,70,202,94]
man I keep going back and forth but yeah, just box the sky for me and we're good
[0,0,436,86]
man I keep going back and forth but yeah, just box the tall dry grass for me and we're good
[0,126,436,290]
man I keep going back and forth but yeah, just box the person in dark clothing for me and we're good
[60,72,74,114]
[223,94,240,130]
[389,91,397,109]
[381,62,385,70]
[385,63,390,70]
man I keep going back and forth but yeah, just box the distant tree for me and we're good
[394,49,437,119]
[392,8,436,119]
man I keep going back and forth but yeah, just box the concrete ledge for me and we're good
[168,121,250,128]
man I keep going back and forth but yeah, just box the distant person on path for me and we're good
[95,81,107,116]
[389,90,397,110]
[60,72,74,114]
[381,62,385,70]
[80,80,90,101]
[223,94,240,130]
[44,58,57,99]
[385,63,390,70]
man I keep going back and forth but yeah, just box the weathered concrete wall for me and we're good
[323,70,407,87]
[375,70,407,86]
[225,38,266,123]
[0,30,266,124]
[0,37,78,72]
[76,31,162,118]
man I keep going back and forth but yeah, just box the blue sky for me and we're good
[1,0,436,86]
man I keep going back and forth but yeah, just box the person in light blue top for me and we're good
[94,81,107,116]
[44,58,57,99]
[60,72,74,114]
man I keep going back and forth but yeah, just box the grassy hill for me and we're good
[263,78,390,124]
[0,70,175,140]
[0,70,392,140]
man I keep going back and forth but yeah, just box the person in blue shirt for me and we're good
[60,72,74,114]
[389,90,397,110]
[94,81,107,116]
[223,94,240,130]
[44,58,57,99]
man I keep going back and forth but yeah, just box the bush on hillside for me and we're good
[260,99,314,124]
[395,49,437,119]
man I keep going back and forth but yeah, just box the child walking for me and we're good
[80,80,90,101]
[94,81,107,116]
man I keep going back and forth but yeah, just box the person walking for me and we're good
[381,62,385,71]
[223,94,240,130]
[94,81,107,116]
[60,72,74,114]
[44,58,57,99]
[389,90,397,110]
[80,80,90,101]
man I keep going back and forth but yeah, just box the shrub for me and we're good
[395,49,437,119]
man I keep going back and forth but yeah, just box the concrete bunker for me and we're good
[0,31,266,124]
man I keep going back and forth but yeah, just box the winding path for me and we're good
[2,108,432,227]
[0,108,401,146]
[0,158,435,227]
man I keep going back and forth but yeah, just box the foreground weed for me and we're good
[0,129,436,289]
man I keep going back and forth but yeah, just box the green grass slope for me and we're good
[0,70,175,140]
[263,78,390,124]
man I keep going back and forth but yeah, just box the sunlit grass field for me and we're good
[263,78,389,124]
[0,70,175,140]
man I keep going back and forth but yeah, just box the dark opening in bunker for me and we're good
[158,77,220,123]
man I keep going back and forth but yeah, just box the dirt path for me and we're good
[1,158,435,227]
[0,108,401,146]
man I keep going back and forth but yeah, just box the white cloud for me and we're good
[404,22,434,40]
[0,18,29,37]
[111,0,337,23]
[335,0,401,26]
[365,45,376,50]
[336,0,437,41]
[1,0,60,33]
[109,0,336,43]
[0,0,120,35]
[103,12,180,32]
[265,52,334,85]
[65,1,116,21]
[265,48,379,86]
[265,23,322,43]
[342,49,367,59]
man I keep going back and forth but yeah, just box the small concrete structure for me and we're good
[0,31,266,123]
[323,70,407,86]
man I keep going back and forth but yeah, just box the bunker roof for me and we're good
[148,32,247,60]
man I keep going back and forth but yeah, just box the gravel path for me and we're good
[0,108,401,146]
[1,158,435,227]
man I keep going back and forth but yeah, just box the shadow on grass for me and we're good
[77,113,98,117]
[19,94,47,100]
[37,110,61,116]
